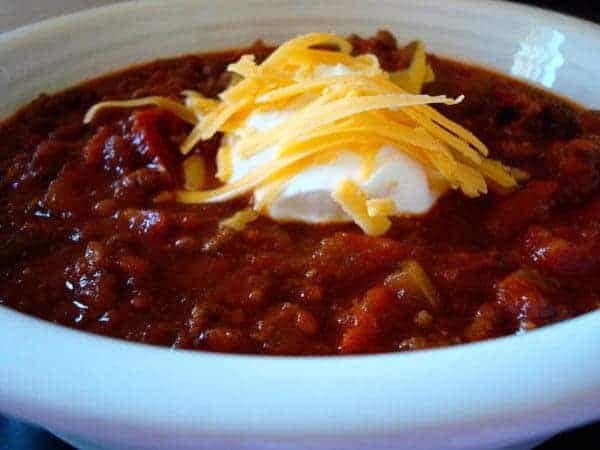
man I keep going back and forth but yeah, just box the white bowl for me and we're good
[0,1,599,449]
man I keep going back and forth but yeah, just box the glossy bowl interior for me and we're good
[0,1,599,449]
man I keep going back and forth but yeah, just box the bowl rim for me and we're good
[0,0,599,447]
[1,0,600,46]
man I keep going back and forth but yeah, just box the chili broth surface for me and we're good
[1,32,599,355]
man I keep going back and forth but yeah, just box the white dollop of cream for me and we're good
[221,64,448,223]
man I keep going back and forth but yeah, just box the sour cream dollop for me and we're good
[221,64,448,223]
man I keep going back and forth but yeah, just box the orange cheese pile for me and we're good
[84,33,520,236]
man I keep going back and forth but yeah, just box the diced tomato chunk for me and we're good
[485,181,557,239]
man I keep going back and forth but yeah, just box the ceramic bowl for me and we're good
[0,1,599,449]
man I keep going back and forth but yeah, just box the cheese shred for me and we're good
[219,208,259,231]
[182,154,207,190]
[84,97,197,125]
[332,179,391,236]
[366,198,396,217]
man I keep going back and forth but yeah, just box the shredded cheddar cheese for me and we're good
[182,154,207,190]
[366,198,396,217]
[219,208,259,231]
[84,32,522,236]
[84,97,197,125]
[332,179,391,236]
[389,41,434,94]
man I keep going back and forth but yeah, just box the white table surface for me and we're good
[0,0,122,32]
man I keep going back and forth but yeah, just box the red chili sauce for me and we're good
[1,32,598,354]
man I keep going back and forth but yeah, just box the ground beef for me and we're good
[0,32,597,354]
